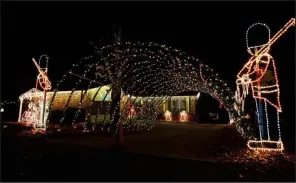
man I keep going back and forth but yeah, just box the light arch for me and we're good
[46,41,253,139]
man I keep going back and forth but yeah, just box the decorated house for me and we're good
[18,86,198,127]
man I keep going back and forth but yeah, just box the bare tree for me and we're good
[91,26,127,147]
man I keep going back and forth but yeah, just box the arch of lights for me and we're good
[46,41,250,137]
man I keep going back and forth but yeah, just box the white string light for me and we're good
[264,100,270,141]
[46,40,241,134]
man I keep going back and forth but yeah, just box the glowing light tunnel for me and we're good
[46,41,245,136]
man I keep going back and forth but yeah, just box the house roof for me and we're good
[19,88,43,100]
[47,90,92,110]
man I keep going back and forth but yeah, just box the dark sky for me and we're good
[1,1,295,119]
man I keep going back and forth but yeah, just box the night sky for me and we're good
[1,1,295,121]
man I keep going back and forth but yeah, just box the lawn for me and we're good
[46,122,247,160]
[2,127,295,182]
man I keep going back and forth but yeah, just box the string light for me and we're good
[32,57,52,91]
[0,100,19,106]
[237,18,295,79]
[236,18,295,152]
[8,20,293,155]
[236,18,295,109]
[15,55,51,129]
[247,140,284,152]
[2,31,241,136]
[20,97,42,125]
[1,40,240,137]
[19,88,43,100]
[264,100,270,141]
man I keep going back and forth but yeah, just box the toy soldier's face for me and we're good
[248,45,270,56]
[248,47,258,56]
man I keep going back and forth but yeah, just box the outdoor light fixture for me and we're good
[0,108,4,112]
[164,110,172,121]
[180,111,187,121]
[196,92,201,100]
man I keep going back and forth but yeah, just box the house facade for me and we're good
[18,86,198,127]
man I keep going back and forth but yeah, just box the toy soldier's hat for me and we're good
[246,22,271,56]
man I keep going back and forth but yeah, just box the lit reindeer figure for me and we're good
[235,18,295,151]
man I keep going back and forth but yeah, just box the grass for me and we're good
[46,122,247,160]
[2,129,295,182]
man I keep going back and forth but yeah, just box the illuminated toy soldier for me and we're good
[236,18,295,150]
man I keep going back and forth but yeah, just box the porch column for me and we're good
[166,101,169,111]
[186,96,189,113]
[40,100,44,125]
[18,98,23,122]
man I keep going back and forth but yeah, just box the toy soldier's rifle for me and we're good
[237,18,295,81]
[32,58,52,91]
[235,18,295,114]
